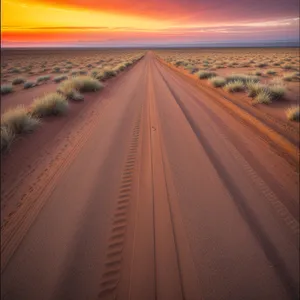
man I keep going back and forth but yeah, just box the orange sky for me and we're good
[1,0,299,46]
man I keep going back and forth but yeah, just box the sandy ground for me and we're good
[1,52,299,300]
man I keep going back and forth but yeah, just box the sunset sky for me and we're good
[2,0,299,47]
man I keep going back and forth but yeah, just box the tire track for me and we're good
[98,115,142,299]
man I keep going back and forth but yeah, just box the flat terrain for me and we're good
[1,52,299,300]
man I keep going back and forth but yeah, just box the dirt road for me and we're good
[1,52,299,300]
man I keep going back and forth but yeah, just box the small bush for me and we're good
[283,72,299,82]
[282,64,293,70]
[97,69,117,81]
[224,80,245,92]
[90,69,101,78]
[1,106,40,134]
[268,84,285,100]
[286,106,300,121]
[31,93,68,117]
[37,75,51,82]
[1,126,15,152]
[53,75,68,83]
[12,77,26,85]
[256,63,268,68]
[226,74,259,83]
[254,70,263,76]
[209,76,227,87]
[246,82,267,98]
[266,69,277,75]
[253,90,272,104]
[1,84,13,95]
[197,71,216,79]
[24,81,36,89]
[53,66,61,73]
[10,67,21,74]
[70,69,80,76]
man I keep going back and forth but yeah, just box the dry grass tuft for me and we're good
[224,80,245,92]
[286,106,299,121]
[1,106,40,134]
[1,84,13,95]
[31,93,69,117]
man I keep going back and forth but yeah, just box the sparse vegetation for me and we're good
[1,106,40,134]
[209,76,227,87]
[1,126,15,152]
[37,75,51,83]
[197,71,216,79]
[31,93,69,117]
[24,81,36,89]
[286,106,300,121]
[224,80,245,92]
[1,84,13,95]
[253,90,272,104]
[12,77,26,85]
[53,75,68,83]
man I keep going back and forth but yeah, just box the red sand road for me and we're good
[1,52,299,300]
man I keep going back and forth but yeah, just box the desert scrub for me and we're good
[10,67,21,74]
[12,77,26,85]
[282,64,293,70]
[246,82,268,98]
[197,71,216,79]
[90,69,101,78]
[96,69,117,80]
[1,84,13,95]
[24,81,36,89]
[268,84,286,100]
[253,90,272,104]
[286,106,299,121]
[52,66,61,73]
[1,126,15,152]
[31,93,68,117]
[223,80,245,92]
[53,75,68,83]
[226,74,259,84]
[209,76,227,87]
[255,63,268,68]
[283,72,299,81]
[266,69,277,75]
[1,106,40,134]
[70,69,80,76]
[254,70,263,76]
[37,75,51,83]
[58,76,103,99]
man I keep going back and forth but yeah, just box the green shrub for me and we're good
[1,84,13,95]
[266,69,277,75]
[1,106,40,134]
[31,93,68,117]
